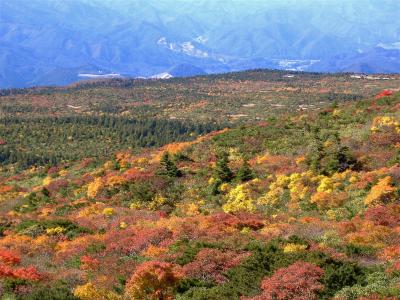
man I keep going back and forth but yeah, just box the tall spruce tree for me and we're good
[160,151,182,178]
[214,151,234,183]
[237,159,254,182]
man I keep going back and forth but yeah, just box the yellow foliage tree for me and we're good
[74,282,121,300]
[287,173,309,202]
[223,183,256,213]
[42,176,52,186]
[87,178,103,198]
[370,116,400,133]
[316,177,334,193]
[102,207,115,216]
[283,243,307,253]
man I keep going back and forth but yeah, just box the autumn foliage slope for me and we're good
[1,89,400,299]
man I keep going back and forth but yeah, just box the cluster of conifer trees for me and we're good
[0,116,221,169]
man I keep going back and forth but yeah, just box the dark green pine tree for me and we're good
[214,151,234,183]
[306,127,325,173]
[160,151,182,178]
[237,159,254,182]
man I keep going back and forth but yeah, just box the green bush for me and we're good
[177,240,370,300]
[19,281,78,300]
[16,219,92,239]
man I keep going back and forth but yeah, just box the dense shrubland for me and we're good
[1,71,400,299]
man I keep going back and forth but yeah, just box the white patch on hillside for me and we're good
[275,59,320,71]
[377,42,400,50]
[350,74,395,80]
[150,72,173,79]
[78,73,121,78]
[193,35,208,44]
[157,37,209,58]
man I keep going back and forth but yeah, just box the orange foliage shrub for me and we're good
[254,153,298,174]
[125,261,182,300]
[0,235,53,255]
[0,185,13,193]
[123,168,154,181]
[209,212,264,231]
[364,176,396,206]
[106,175,126,187]
[55,235,104,261]
[380,245,400,261]
[247,261,324,300]
[310,191,348,210]
[344,218,393,249]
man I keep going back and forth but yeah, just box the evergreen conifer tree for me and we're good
[237,159,254,182]
[214,151,234,183]
[160,151,182,178]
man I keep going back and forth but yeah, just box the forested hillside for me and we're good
[1,71,400,299]
[1,70,400,170]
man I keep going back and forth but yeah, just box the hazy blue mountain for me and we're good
[168,64,207,77]
[1,0,400,87]
[311,47,400,74]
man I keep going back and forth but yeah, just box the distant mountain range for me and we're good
[310,47,400,74]
[1,0,400,88]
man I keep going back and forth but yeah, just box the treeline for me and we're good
[0,115,222,169]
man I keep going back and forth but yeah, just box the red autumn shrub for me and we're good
[0,185,14,193]
[12,266,42,281]
[0,249,21,265]
[80,255,100,270]
[47,166,60,175]
[208,212,264,232]
[46,179,69,194]
[364,204,400,227]
[234,212,265,230]
[124,168,154,182]
[247,261,324,300]
[183,248,250,283]
[106,227,173,255]
[0,264,42,281]
[375,90,393,100]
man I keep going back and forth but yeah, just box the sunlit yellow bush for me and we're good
[283,243,307,253]
[223,183,256,213]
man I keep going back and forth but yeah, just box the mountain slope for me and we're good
[1,0,400,87]
[311,47,400,74]
[1,82,400,298]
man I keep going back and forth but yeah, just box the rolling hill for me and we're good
[1,69,400,298]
